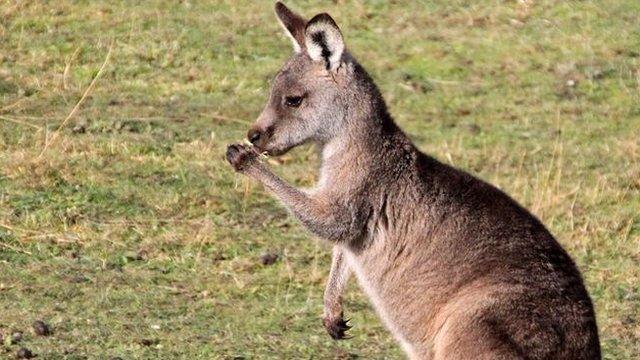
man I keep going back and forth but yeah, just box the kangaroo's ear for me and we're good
[275,2,307,53]
[305,13,344,71]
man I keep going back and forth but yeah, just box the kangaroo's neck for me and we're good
[317,70,416,189]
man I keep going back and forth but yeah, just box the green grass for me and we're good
[0,0,638,358]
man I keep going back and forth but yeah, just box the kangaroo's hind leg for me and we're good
[433,315,525,360]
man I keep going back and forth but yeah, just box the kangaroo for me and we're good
[225,2,601,359]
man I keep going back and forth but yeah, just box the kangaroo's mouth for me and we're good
[263,146,291,157]
[255,142,295,157]
[251,130,301,157]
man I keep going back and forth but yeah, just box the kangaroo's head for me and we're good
[248,2,351,156]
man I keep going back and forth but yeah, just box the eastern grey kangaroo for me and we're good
[226,2,601,359]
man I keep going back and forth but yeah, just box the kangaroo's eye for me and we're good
[284,95,304,107]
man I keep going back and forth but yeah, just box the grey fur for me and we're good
[226,2,600,359]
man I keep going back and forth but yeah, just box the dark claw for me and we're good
[324,317,352,340]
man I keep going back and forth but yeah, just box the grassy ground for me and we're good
[0,0,638,358]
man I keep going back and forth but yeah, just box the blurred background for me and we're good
[0,1,638,358]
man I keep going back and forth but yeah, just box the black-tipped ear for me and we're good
[275,2,307,53]
[305,13,344,71]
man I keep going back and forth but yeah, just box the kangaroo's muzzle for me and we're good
[247,125,274,152]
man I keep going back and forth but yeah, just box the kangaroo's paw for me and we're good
[226,143,259,172]
[323,313,352,340]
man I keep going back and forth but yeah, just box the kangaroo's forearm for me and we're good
[324,246,351,310]
[247,164,356,242]
[322,246,352,339]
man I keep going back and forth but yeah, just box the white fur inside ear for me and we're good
[305,22,344,71]
[277,16,302,53]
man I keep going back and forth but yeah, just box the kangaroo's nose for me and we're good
[248,129,261,144]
